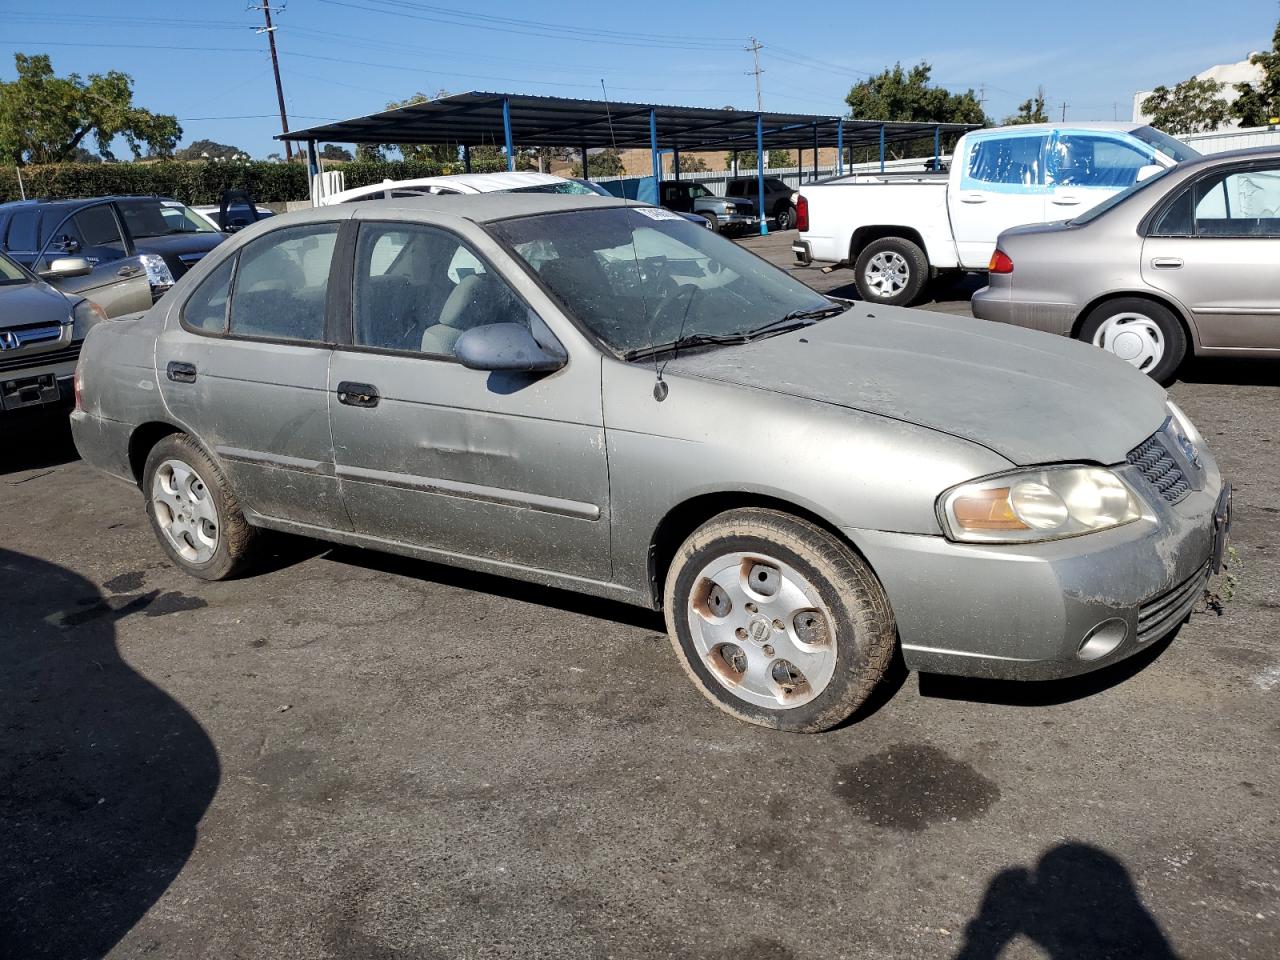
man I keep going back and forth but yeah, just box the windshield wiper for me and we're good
[623,331,751,362]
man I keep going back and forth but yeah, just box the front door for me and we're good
[1045,131,1154,220]
[38,204,152,316]
[328,219,611,580]
[1143,160,1280,350]
[951,131,1050,268]
[156,219,350,529]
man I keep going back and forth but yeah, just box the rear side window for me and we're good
[966,135,1047,187]
[228,224,338,342]
[182,256,235,333]
[4,210,40,252]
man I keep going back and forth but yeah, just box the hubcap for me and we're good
[1092,312,1165,372]
[864,251,909,298]
[686,551,837,709]
[151,458,219,564]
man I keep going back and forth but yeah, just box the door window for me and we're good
[182,256,236,333]
[1191,166,1280,237]
[352,222,529,357]
[228,223,338,342]
[3,210,40,253]
[1048,135,1152,189]
[965,135,1047,188]
[70,205,127,255]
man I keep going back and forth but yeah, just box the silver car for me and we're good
[71,195,1229,732]
[973,146,1280,383]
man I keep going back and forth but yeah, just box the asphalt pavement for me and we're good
[2,232,1278,959]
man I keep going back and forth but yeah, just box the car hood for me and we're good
[133,232,227,257]
[665,305,1168,466]
[0,281,74,329]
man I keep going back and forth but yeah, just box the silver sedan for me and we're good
[973,146,1280,383]
[71,194,1229,732]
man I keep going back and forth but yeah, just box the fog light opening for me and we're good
[1077,618,1128,661]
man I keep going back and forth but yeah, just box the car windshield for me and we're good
[1069,166,1175,225]
[0,251,31,285]
[504,180,604,196]
[117,198,219,238]
[1131,126,1201,163]
[490,206,838,356]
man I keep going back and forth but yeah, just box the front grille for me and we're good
[1137,563,1209,644]
[1127,430,1191,504]
[0,342,80,374]
[0,322,63,351]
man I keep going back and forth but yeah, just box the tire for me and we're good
[1077,298,1187,385]
[703,214,720,234]
[142,433,257,580]
[663,508,897,733]
[775,204,795,231]
[854,236,929,307]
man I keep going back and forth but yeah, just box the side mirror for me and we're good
[1136,164,1164,183]
[454,322,567,373]
[55,236,82,255]
[41,257,93,279]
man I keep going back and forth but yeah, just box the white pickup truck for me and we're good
[792,122,1199,305]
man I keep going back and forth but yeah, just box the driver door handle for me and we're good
[959,192,988,204]
[1051,195,1081,206]
[117,264,143,277]
[337,381,380,408]
[1151,257,1184,269]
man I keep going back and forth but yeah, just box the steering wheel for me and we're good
[648,283,701,339]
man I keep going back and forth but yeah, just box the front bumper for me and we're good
[0,345,80,412]
[845,460,1225,681]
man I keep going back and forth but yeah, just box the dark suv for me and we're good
[0,196,228,315]
[726,177,798,230]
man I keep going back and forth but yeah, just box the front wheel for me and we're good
[854,237,929,306]
[1078,298,1186,385]
[664,509,897,733]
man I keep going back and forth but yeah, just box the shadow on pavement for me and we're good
[0,548,220,958]
[1179,356,1280,388]
[954,842,1176,959]
[917,631,1177,707]
[0,407,79,477]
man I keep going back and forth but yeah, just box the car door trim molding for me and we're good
[335,463,601,520]
[216,445,335,476]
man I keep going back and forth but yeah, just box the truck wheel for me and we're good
[775,204,795,230]
[704,215,720,234]
[854,237,928,307]
[664,508,897,733]
[143,433,257,581]
[1078,298,1186,385]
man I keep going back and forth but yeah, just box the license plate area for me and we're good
[1,373,61,411]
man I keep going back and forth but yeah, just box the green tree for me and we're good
[319,143,353,162]
[176,138,247,161]
[0,53,181,164]
[1004,87,1048,125]
[844,62,987,159]
[573,148,624,177]
[1141,77,1230,134]
[730,149,792,169]
[1231,18,1280,126]
[676,154,709,174]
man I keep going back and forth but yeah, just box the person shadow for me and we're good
[0,548,220,958]
[954,842,1178,959]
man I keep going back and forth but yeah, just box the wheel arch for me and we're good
[126,421,220,487]
[647,491,871,608]
[849,225,930,268]
[1071,290,1199,352]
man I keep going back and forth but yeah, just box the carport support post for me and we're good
[812,123,819,182]
[649,109,660,196]
[933,126,941,168]
[502,97,515,172]
[756,114,768,236]
[836,120,844,176]
[672,145,680,181]
[463,144,472,174]
[731,150,738,176]
[580,143,588,179]
[306,140,320,206]
[879,124,886,174]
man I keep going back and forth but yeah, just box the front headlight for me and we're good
[1166,399,1203,453]
[138,253,175,296]
[938,466,1142,543]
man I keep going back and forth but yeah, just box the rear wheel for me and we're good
[854,236,929,306]
[775,203,795,231]
[1078,298,1186,385]
[664,508,897,733]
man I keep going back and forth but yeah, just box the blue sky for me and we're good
[2,0,1276,158]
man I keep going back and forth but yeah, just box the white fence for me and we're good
[1182,124,1280,154]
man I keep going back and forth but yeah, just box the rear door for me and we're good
[950,131,1050,268]
[1143,159,1280,350]
[156,217,351,529]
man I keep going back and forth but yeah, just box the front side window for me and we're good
[966,135,1047,188]
[228,223,338,342]
[688,184,713,199]
[352,222,529,357]
[71,205,126,251]
[1048,135,1152,189]
[491,206,833,355]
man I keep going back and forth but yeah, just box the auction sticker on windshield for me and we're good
[634,207,685,221]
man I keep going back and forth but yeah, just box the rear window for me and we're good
[4,209,40,252]
[1131,126,1200,163]
[967,135,1047,187]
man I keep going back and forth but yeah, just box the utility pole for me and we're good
[746,37,764,112]
[1061,100,1068,122]
[978,83,987,112]
[255,0,293,160]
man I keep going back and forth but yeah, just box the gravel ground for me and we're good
[2,232,1278,959]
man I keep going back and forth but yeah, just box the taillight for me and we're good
[796,195,809,232]
[989,249,1014,274]
[73,368,84,411]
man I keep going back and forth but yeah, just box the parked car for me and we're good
[726,176,798,230]
[71,195,1229,733]
[0,196,227,314]
[793,123,1198,306]
[659,180,758,234]
[0,250,107,415]
[320,171,578,204]
[558,177,712,228]
[192,201,275,233]
[973,146,1280,383]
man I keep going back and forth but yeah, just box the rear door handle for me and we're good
[1151,257,1184,269]
[166,361,197,383]
[336,381,380,408]
[959,193,988,204]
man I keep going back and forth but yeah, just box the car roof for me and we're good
[340,191,627,223]
[972,121,1148,135]
[323,171,571,204]
[0,195,180,213]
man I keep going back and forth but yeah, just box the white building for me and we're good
[1132,56,1264,129]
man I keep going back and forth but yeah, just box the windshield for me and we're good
[1131,126,1201,163]
[1069,165,1175,225]
[504,180,604,196]
[117,198,219,239]
[0,251,31,285]
[490,206,835,355]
